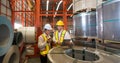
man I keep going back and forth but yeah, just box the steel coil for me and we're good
[0,16,14,56]
[2,45,20,63]
[73,11,96,37]
[18,27,36,43]
[13,32,23,45]
[97,0,120,41]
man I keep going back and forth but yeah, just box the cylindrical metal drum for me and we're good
[97,0,120,41]
[18,27,36,43]
[73,11,96,37]
[0,16,14,56]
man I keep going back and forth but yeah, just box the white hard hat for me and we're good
[44,24,52,30]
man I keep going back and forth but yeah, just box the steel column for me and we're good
[35,0,40,28]
[11,0,15,28]
[63,0,67,29]
[21,0,24,26]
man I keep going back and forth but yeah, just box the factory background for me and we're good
[0,0,120,63]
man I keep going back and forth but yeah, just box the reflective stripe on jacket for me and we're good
[40,34,50,56]
[55,30,66,46]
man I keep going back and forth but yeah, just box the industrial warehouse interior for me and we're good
[0,0,120,63]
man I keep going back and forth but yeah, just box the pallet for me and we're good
[95,38,103,43]
[74,36,88,40]
[87,37,98,42]
[73,8,96,15]
[104,40,120,44]
[74,36,98,42]
[74,8,96,14]
[95,38,120,49]
[73,12,79,15]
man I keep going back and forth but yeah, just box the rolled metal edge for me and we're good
[0,16,14,56]
[18,27,36,43]
[2,45,20,63]
[13,32,23,45]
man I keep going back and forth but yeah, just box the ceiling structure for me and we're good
[10,0,73,29]
[41,0,73,16]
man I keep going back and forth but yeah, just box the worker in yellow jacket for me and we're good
[38,24,52,63]
[53,20,73,47]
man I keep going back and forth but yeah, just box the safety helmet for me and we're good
[56,20,64,26]
[44,24,52,30]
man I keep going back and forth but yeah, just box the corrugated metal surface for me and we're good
[103,0,120,41]
[0,0,11,20]
[97,0,120,41]
[96,5,103,39]
[73,11,96,37]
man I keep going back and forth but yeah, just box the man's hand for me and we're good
[47,38,52,43]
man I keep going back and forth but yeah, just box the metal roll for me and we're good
[97,0,120,41]
[0,16,14,56]
[96,5,103,39]
[18,27,36,43]
[2,45,20,63]
[13,32,23,45]
[73,11,96,37]
[103,0,120,41]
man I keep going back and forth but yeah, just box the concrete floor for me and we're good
[27,57,51,63]
[21,49,41,63]
[28,57,40,63]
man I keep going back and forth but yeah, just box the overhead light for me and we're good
[56,0,62,11]
[46,0,49,14]
[67,3,73,11]
[14,23,22,29]
[54,0,63,17]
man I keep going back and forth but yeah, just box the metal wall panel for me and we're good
[97,0,120,41]
[103,0,120,41]
[1,5,6,14]
[1,0,6,5]
[96,5,103,39]
[7,9,11,16]
[73,11,96,37]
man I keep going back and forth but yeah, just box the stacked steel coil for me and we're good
[0,16,19,63]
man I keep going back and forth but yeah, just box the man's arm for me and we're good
[38,36,47,50]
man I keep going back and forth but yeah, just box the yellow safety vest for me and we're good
[40,34,50,56]
[55,30,66,46]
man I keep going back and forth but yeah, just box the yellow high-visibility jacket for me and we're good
[54,30,67,46]
[38,33,50,56]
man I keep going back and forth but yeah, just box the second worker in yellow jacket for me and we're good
[53,20,73,47]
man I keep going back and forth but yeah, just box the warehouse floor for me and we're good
[21,48,42,63]
[28,57,40,63]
